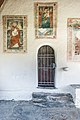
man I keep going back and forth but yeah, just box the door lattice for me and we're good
[38,45,55,87]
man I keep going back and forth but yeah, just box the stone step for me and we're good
[32,92,75,108]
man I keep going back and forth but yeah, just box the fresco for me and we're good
[34,2,57,39]
[68,18,80,61]
[3,15,27,53]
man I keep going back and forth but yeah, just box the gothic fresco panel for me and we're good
[68,18,80,61]
[3,15,27,53]
[34,2,57,39]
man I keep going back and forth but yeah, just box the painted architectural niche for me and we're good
[34,2,57,39]
[68,18,80,61]
[3,15,27,53]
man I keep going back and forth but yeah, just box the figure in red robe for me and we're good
[9,22,21,48]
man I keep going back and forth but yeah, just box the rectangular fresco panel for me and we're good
[34,2,57,39]
[68,18,80,61]
[3,15,27,53]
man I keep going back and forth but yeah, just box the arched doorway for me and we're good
[38,45,56,87]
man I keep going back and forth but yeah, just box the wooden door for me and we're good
[38,45,56,87]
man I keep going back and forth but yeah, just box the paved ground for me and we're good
[0,93,80,120]
[0,100,80,120]
[77,109,80,120]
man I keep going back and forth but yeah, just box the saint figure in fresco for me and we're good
[41,7,50,28]
[39,7,53,28]
[9,22,21,49]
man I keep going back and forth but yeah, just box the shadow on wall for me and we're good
[0,0,4,7]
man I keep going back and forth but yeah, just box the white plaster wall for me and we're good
[75,89,80,108]
[0,0,80,100]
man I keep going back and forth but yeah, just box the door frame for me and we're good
[36,44,57,88]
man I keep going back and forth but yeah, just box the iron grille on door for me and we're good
[38,45,55,87]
